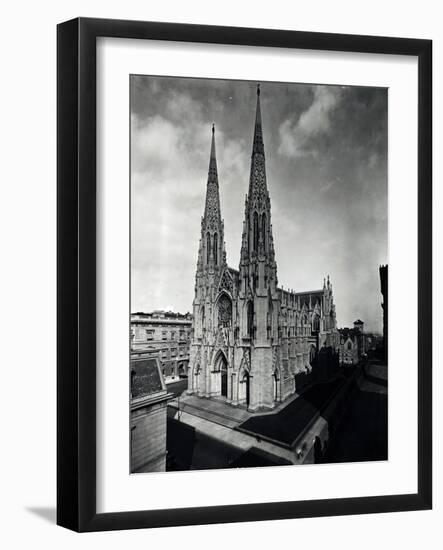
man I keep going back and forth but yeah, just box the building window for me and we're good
[162,331,167,340]
[218,294,232,326]
[206,232,211,263]
[247,301,254,337]
[253,211,259,252]
[171,348,177,357]
[261,213,266,251]
[171,331,176,340]
[312,314,320,332]
[146,330,154,340]
[213,232,218,265]
[200,306,205,331]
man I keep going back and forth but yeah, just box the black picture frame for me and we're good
[57,17,432,532]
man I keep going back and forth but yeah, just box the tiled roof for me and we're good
[130,357,165,399]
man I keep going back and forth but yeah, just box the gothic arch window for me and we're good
[247,300,254,337]
[312,314,320,332]
[261,213,267,252]
[213,232,218,265]
[267,293,273,338]
[253,211,259,252]
[200,305,205,330]
[206,232,211,263]
[217,293,232,327]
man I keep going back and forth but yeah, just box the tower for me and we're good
[188,125,230,397]
[237,85,279,409]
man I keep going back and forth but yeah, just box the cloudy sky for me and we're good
[131,76,387,332]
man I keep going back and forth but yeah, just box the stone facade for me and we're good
[188,86,340,411]
[131,311,192,380]
[338,320,365,366]
[130,354,173,472]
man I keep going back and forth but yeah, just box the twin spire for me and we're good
[204,83,263,192]
[203,83,265,225]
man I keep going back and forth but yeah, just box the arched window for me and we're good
[253,211,259,252]
[267,293,273,339]
[312,314,320,332]
[213,232,218,265]
[200,306,205,330]
[217,293,232,326]
[247,301,254,337]
[206,232,211,263]
[261,213,266,252]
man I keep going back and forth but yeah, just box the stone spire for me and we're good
[239,85,277,296]
[203,124,221,231]
[252,84,264,156]
[248,84,269,204]
[198,124,225,271]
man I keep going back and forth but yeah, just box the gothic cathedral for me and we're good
[188,85,339,411]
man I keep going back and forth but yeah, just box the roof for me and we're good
[290,290,323,309]
[131,317,192,326]
[131,310,192,320]
[130,357,165,399]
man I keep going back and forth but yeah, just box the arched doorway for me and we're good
[221,366,228,397]
[214,351,228,398]
[243,372,250,407]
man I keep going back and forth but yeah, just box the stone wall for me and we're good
[131,400,168,473]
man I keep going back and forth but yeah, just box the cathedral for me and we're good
[187,85,339,411]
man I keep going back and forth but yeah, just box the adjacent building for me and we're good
[188,86,340,411]
[338,320,367,366]
[131,311,192,380]
[130,354,173,472]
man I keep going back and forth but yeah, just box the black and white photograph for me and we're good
[129,76,388,473]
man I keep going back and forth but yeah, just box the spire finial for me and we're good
[252,84,264,155]
[209,124,216,162]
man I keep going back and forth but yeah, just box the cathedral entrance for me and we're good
[221,367,228,397]
[214,351,228,398]
[243,372,250,407]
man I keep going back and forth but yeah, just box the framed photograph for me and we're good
[57,17,432,532]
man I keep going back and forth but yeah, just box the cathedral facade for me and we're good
[187,85,339,411]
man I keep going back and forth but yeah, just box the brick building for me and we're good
[131,311,192,380]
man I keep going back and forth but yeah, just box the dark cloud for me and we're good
[131,76,387,331]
